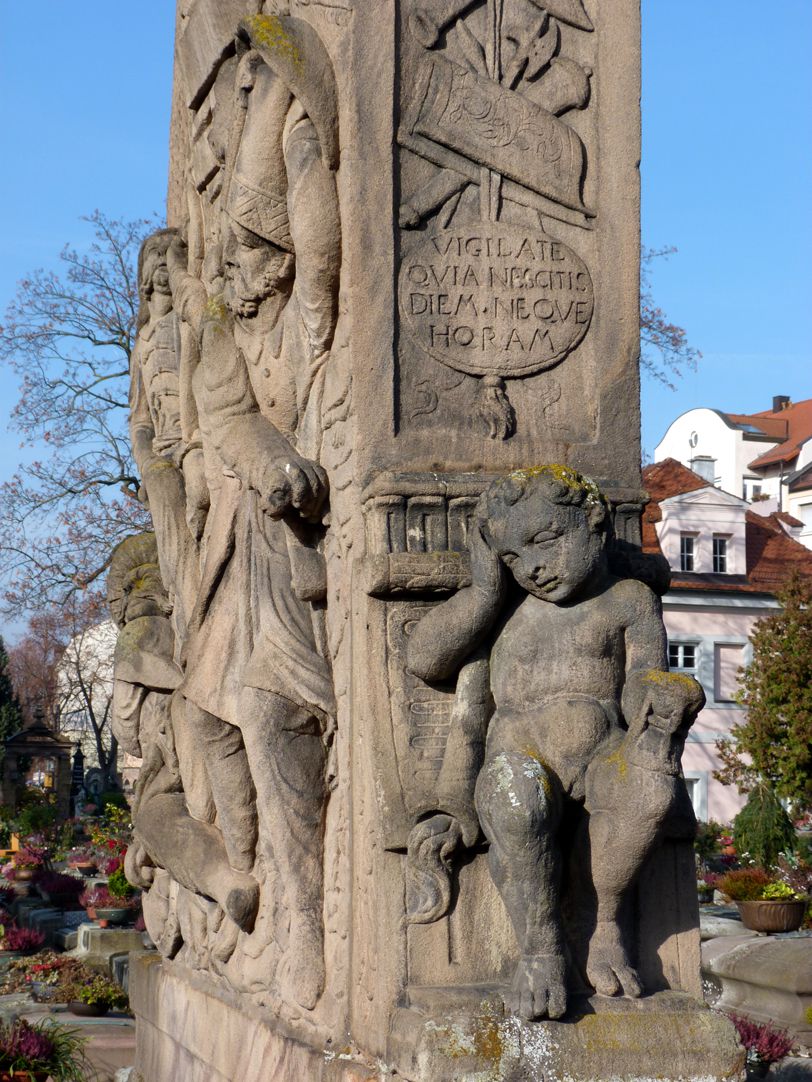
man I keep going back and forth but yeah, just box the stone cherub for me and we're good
[407,466,704,1021]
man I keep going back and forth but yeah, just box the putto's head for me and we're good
[137,229,176,305]
[479,466,610,603]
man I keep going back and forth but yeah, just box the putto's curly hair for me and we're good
[478,465,610,540]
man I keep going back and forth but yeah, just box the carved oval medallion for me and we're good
[398,224,593,378]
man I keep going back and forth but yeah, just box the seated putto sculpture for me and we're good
[406,466,704,1020]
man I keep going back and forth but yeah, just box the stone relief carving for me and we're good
[404,467,704,1020]
[397,0,596,438]
[116,12,342,1019]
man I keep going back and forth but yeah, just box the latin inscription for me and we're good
[398,225,594,378]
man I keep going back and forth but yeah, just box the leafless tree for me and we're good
[0,211,156,615]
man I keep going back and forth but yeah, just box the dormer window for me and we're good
[712,535,729,573]
[680,534,696,572]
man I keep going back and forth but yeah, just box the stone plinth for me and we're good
[391,988,744,1081]
[703,935,812,1047]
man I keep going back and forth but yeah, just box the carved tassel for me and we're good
[477,375,516,440]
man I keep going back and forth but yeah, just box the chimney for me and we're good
[772,395,790,412]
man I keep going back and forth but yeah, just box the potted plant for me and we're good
[0,1017,91,1081]
[717,869,808,932]
[95,866,138,926]
[78,884,112,922]
[7,847,46,884]
[727,1013,794,1079]
[65,973,128,1017]
[65,848,97,877]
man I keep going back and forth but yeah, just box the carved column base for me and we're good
[388,988,745,1082]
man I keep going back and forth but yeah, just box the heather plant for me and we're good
[107,865,135,900]
[727,1014,794,1065]
[716,868,772,902]
[0,1017,91,1081]
[0,924,45,952]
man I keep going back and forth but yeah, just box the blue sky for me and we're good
[0,1,810,634]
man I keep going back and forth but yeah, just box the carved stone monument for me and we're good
[118,2,743,1079]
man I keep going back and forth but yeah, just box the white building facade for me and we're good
[654,396,812,548]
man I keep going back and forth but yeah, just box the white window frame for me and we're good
[669,641,698,673]
[712,534,729,574]
[680,533,697,572]
[683,771,709,822]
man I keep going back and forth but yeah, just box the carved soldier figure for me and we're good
[130,230,208,637]
[171,16,342,1010]
[407,466,704,1021]
[107,534,259,959]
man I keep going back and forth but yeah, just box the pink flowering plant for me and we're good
[0,1017,91,1080]
[0,924,45,953]
[728,1014,794,1066]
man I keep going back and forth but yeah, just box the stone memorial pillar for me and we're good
[121,2,743,1079]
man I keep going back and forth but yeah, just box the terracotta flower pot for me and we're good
[0,1070,50,1081]
[13,869,34,882]
[737,898,807,933]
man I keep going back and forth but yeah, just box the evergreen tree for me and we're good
[716,573,812,810]
[0,635,23,746]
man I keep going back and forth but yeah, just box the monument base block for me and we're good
[129,954,379,1082]
[131,955,744,1082]
[389,986,745,1082]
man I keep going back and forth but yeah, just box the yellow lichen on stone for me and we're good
[204,295,227,324]
[509,464,604,508]
[642,668,697,692]
[245,14,303,71]
[604,748,628,781]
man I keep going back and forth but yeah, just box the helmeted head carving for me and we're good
[479,465,610,603]
[107,532,171,628]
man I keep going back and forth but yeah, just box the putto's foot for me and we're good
[505,953,568,1021]
[587,920,643,998]
[281,908,325,1010]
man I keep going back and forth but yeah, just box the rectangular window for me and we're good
[680,534,695,572]
[712,535,728,573]
[715,643,744,702]
[669,642,697,671]
[800,503,812,527]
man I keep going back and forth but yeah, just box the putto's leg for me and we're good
[475,729,566,1021]
[584,751,680,998]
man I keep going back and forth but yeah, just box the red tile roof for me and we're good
[641,459,812,595]
[723,398,812,470]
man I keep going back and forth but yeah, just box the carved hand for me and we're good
[256,454,328,522]
[469,515,507,596]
